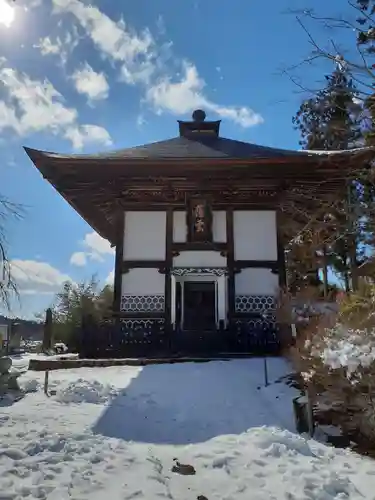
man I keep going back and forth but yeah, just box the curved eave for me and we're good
[23,146,307,165]
[24,143,375,245]
[24,145,375,170]
[24,147,115,242]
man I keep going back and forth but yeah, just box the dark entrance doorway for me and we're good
[183,281,216,330]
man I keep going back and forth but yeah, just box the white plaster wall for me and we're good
[213,210,226,242]
[235,268,278,296]
[173,211,187,243]
[233,210,277,261]
[123,211,166,260]
[173,251,226,267]
[121,268,165,295]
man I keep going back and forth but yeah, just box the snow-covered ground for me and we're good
[1,359,375,499]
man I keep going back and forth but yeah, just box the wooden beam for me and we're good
[113,311,164,319]
[234,260,278,270]
[121,260,166,271]
[172,242,227,252]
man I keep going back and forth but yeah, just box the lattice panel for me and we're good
[172,267,227,276]
[121,294,165,312]
[234,319,279,350]
[120,318,165,332]
[234,317,276,330]
[235,295,275,313]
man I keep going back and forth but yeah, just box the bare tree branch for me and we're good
[0,195,25,310]
[280,4,375,99]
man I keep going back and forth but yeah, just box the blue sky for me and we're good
[0,0,358,319]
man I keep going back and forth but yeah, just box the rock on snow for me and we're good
[0,359,375,499]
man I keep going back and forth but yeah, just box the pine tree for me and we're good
[294,67,361,150]
[293,66,363,291]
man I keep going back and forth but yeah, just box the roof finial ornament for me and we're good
[192,109,206,123]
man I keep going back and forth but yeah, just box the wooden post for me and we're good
[164,208,173,334]
[276,211,287,288]
[113,211,125,316]
[44,370,49,396]
[226,208,235,324]
[263,357,269,387]
[42,308,53,352]
[293,396,309,434]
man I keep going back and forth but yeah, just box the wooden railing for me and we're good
[78,314,282,358]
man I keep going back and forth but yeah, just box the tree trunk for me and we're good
[344,271,350,293]
[349,242,358,292]
[346,184,358,292]
[322,245,329,298]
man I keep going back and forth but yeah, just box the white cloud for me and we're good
[69,251,86,266]
[136,114,146,127]
[0,61,111,149]
[36,36,61,56]
[71,62,109,101]
[0,66,76,134]
[52,0,155,85]
[35,29,80,67]
[10,259,73,295]
[83,232,114,256]
[106,270,114,285]
[146,63,264,127]
[70,231,114,267]
[64,124,112,150]
[51,0,263,128]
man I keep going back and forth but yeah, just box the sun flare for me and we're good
[0,0,15,28]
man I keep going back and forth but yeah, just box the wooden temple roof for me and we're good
[25,136,321,161]
[23,136,374,163]
[24,109,375,244]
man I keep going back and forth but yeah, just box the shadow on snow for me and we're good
[92,358,294,445]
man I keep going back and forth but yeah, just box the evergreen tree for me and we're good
[294,67,361,150]
[292,66,362,291]
[356,0,375,145]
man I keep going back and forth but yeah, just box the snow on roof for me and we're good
[299,146,375,156]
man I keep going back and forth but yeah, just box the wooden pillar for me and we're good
[113,211,125,314]
[226,208,235,322]
[276,211,287,288]
[164,208,173,329]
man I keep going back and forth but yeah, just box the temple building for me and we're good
[25,110,373,355]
